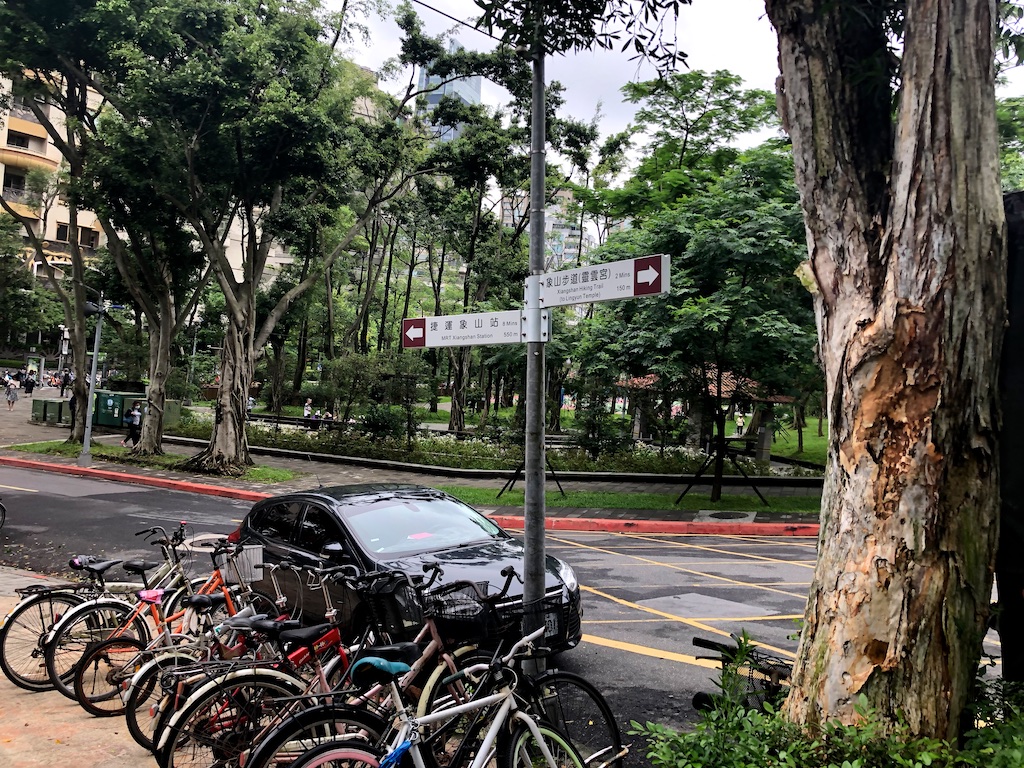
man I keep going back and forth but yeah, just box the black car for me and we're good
[229,483,582,652]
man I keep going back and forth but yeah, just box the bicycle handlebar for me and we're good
[440,625,546,686]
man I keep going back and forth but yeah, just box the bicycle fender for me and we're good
[156,667,306,752]
[42,595,138,646]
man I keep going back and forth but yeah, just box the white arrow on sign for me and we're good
[405,324,424,342]
[637,264,660,285]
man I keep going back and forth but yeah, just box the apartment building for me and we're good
[0,84,105,276]
[0,77,294,284]
[499,187,596,269]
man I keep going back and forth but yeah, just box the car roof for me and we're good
[253,483,447,509]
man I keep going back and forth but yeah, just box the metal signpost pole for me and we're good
[77,293,104,468]
[523,7,547,667]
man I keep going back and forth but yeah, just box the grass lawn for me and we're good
[8,440,298,484]
[767,420,828,466]
[438,485,821,514]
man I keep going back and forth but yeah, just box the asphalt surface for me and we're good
[0,398,825,767]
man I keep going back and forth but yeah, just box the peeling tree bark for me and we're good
[766,0,1006,738]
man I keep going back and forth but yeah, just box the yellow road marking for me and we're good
[580,584,796,659]
[581,634,721,668]
[555,536,808,600]
[619,532,817,570]
[0,483,37,492]
[583,619,669,624]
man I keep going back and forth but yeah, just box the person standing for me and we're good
[5,380,18,411]
[60,369,71,397]
[23,373,35,397]
[121,400,142,447]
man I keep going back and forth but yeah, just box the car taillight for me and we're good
[227,526,242,544]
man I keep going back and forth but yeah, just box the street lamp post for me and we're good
[78,293,105,468]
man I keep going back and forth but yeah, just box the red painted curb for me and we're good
[0,455,271,503]
[0,455,820,536]
[489,514,820,537]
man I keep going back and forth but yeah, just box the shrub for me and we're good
[357,404,406,440]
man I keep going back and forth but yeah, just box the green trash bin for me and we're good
[31,398,45,422]
[163,400,182,429]
[94,390,127,427]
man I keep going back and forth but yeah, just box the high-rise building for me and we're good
[416,40,482,142]
[499,187,595,269]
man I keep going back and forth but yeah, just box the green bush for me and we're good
[163,416,811,476]
[358,404,406,440]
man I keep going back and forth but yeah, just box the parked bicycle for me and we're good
[691,634,792,713]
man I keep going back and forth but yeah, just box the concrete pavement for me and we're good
[0,567,152,768]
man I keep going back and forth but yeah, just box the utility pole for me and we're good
[77,293,104,468]
[522,4,547,666]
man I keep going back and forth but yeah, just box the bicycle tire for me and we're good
[524,670,625,768]
[417,647,499,767]
[0,591,85,691]
[502,721,586,768]
[45,600,150,700]
[126,653,197,751]
[73,635,149,716]
[285,740,383,768]
[242,702,387,768]
[0,500,5,529]
[156,671,306,768]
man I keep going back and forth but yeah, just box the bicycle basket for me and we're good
[738,648,792,712]
[424,582,516,644]
[358,576,423,641]
[215,544,264,585]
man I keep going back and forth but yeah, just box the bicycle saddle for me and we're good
[250,618,303,637]
[69,557,123,575]
[350,657,412,687]
[354,642,421,667]
[182,592,229,612]
[123,560,163,575]
[279,622,335,649]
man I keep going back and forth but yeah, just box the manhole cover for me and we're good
[694,509,758,523]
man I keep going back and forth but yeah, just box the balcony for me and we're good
[0,145,59,172]
[1,186,40,219]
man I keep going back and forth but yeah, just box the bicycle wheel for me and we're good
[126,654,199,752]
[502,722,586,768]
[416,647,495,767]
[45,600,150,700]
[524,671,625,768]
[243,703,387,768]
[156,673,305,768]
[287,740,382,768]
[73,635,148,716]
[0,591,84,691]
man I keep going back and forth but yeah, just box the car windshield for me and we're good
[340,495,505,556]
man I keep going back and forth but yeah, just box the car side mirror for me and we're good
[320,541,352,562]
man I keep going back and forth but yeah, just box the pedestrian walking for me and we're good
[121,400,143,447]
[23,373,35,396]
[60,369,71,397]
[5,380,18,411]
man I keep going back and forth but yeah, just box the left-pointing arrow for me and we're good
[406,324,424,341]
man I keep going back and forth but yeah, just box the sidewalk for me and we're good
[0,400,821,536]
[0,566,151,768]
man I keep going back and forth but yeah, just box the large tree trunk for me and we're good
[184,318,254,474]
[136,306,172,455]
[768,0,1005,738]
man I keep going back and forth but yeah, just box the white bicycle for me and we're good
[286,625,587,768]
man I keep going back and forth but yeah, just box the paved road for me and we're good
[0,465,819,766]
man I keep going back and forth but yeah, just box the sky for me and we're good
[343,0,782,140]
[341,0,1024,157]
